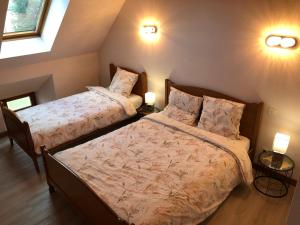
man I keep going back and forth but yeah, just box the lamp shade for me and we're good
[145,92,156,106]
[272,132,290,154]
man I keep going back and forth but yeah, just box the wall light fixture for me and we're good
[139,20,160,43]
[142,25,157,34]
[266,35,297,49]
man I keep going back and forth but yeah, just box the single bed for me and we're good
[0,64,147,172]
[42,79,263,225]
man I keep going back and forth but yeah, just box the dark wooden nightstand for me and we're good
[137,105,160,118]
[254,150,294,198]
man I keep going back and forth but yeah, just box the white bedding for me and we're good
[239,136,250,153]
[128,94,143,109]
[17,87,139,154]
[55,113,253,225]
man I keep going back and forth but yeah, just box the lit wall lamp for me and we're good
[140,23,159,42]
[266,35,297,49]
[142,25,158,34]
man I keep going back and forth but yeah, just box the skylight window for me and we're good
[3,0,49,40]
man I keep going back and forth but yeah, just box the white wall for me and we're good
[35,76,56,104]
[99,0,300,179]
[0,52,101,132]
[0,0,126,132]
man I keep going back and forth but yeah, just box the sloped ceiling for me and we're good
[0,0,125,68]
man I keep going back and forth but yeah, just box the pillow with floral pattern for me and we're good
[109,67,139,97]
[163,87,203,125]
[169,87,203,116]
[162,105,198,126]
[198,96,245,139]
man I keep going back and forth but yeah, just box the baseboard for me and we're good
[253,163,297,186]
[0,131,7,139]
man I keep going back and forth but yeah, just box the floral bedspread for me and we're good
[54,113,253,225]
[17,89,136,154]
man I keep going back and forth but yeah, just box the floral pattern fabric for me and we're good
[109,67,139,97]
[198,96,245,139]
[17,89,136,154]
[169,87,203,115]
[164,87,203,125]
[55,113,253,225]
[162,105,197,126]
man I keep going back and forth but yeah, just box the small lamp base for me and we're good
[145,104,154,112]
[271,152,284,168]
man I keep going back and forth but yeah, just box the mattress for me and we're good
[55,113,253,225]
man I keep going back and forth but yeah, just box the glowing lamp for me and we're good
[266,36,282,47]
[142,25,157,34]
[140,22,159,42]
[266,35,297,49]
[281,37,296,48]
[145,92,156,106]
[272,133,290,154]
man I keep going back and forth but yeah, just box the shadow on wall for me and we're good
[0,74,56,132]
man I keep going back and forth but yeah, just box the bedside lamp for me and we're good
[145,92,156,111]
[272,132,290,167]
[273,133,290,154]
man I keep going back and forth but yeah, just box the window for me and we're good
[3,0,50,40]
[2,93,36,111]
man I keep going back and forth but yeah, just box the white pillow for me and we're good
[109,67,139,97]
[198,96,245,139]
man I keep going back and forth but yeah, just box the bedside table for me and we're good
[137,105,160,118]
[254,150,294,198]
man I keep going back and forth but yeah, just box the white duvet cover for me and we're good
[17,87,137,154]
[54,113,253,225]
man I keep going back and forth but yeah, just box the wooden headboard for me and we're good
[109,64,148,102]
[165,79,263,160]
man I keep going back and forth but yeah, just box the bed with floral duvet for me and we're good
[42,79,262,225]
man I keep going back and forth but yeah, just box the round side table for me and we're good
[137,105,160,117]
[254,151,294,198]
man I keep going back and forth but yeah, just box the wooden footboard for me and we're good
[0,102,38,170]
[41,146,129,225]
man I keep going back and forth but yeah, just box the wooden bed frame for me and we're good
[165,79,263,161]
[0,63,147,173]
[41,79,263,225]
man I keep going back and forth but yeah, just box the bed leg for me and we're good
[48,184,56,193]
[9,137,13,146]
[33,158,40,173]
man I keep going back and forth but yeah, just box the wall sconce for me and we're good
[266,35,297,49]
[142,25,157,34]
[140,22,159,42]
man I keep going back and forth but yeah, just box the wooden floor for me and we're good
[0,137,294,225]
